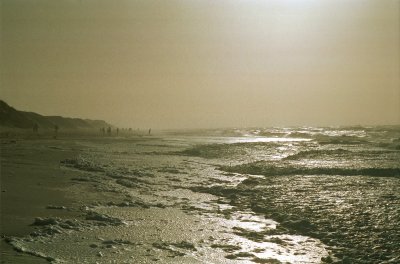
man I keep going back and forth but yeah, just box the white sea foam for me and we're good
[6,126,400,263]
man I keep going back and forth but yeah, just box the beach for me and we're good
[1,126,399,263]
[2,1,399,262]
[1,139,83,263]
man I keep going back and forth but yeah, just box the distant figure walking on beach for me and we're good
[107,126,111,136]
[54,125,59,139]
[148,128,151,135]
[33,123,39,134]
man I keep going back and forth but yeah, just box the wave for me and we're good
[284,148,399,161]
[220,161,400,177]
[286,132,314,138]
[257,131,288,137]
[177,142,279,159]
[314,135,369,145]
[283,149,352,160]
[375,141,400,150]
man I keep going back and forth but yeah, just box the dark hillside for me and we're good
[0,100,35,129]
[0,100,112,130]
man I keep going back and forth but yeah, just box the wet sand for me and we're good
[1,139,80,263]
[2,127,399,263]
[1,136,333,263]
[0,138,143,263]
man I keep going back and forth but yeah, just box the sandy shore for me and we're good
[1,136,331,263]
[1,139,80,263]
[0,138,126,262]
[1,127,399,263]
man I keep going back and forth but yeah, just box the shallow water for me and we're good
[6,126,400,263]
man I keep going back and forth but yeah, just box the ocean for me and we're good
[6,126,400,263]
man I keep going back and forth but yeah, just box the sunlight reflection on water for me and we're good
[227,137,312,144]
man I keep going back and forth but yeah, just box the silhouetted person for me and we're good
[116,128,119,136]
[148,128,151,135]
[33,123,39,134]
[107,126,111,136]
[54,125,59,139]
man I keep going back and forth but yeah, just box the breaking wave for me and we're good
[220,161,400,178]
[283,149,352,160]
[283,148,399,161]
[314,135,368,145]
[177,142,280,159]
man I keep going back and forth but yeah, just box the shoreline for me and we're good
[0,137,158,263]
[2,129,398,263]
[1,139,84,263]
[1,136,332,263]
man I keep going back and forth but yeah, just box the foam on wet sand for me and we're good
[2,126,399,263]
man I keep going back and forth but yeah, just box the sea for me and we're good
[7,126,400,263]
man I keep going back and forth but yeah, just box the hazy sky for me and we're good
[1,0,399,129]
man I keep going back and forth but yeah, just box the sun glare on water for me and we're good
[228,137,311,144]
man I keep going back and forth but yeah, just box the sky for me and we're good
[1,0,399,129]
